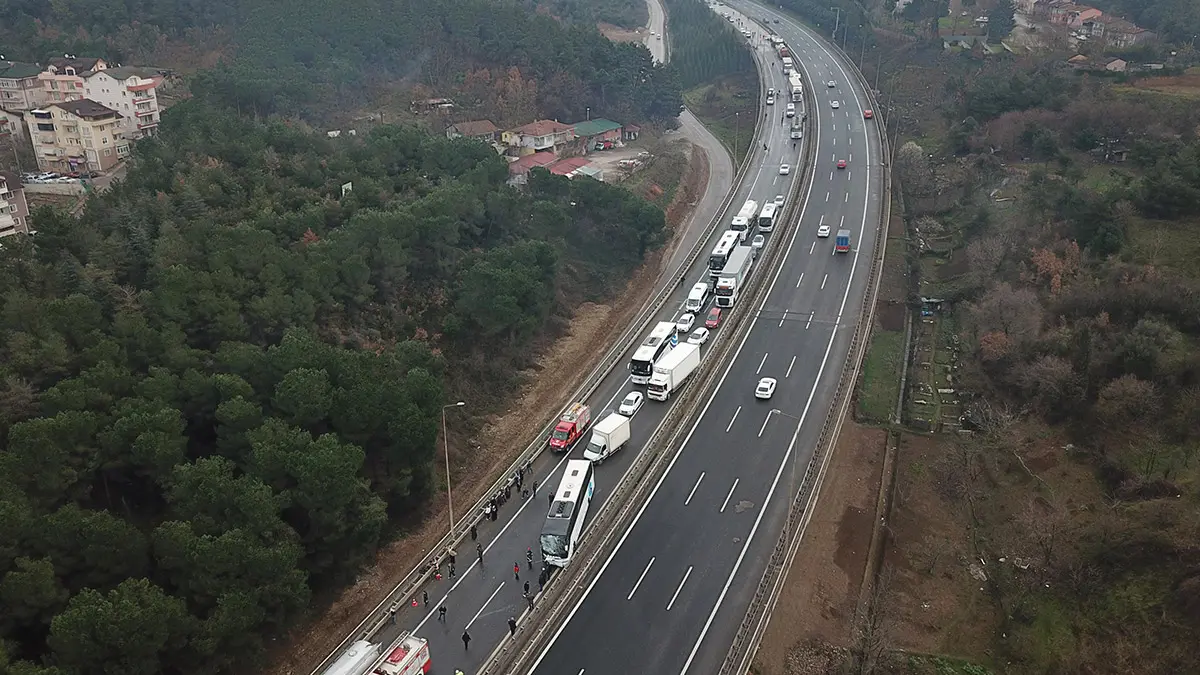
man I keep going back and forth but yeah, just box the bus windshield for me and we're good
[540,533,568,558]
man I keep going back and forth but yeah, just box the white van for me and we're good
[685,282,710,312]
[786,103,796,118]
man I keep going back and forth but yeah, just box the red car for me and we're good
[863,109,873,119]
[837,159,847,169]
[704,307,722,328]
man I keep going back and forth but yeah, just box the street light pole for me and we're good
[443,401,466,534]
[831,6,842,40]
[734,111,740,160]
[769,408,805,512]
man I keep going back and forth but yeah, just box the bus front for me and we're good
[540,509,573,566]
[629,345,656,384]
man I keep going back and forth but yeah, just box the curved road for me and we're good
[527,3,886,674]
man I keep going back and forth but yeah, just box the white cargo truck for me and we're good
[647,343,701,401]
[789,72,804,102]
[715,245,755,308]
[583,412,632,462]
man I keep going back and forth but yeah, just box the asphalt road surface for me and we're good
[526,3,886,674]
[358,13,783,675]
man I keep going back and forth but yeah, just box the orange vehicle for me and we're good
[549,403,591,452]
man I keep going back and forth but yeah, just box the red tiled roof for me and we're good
[508,152,557,174]
[549,157,590,175]
[512,120,574,137]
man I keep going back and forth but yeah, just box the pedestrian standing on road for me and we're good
[462,630,471,650]
[524,580,530,596]
[505,484,512,501]
[448,550,456,566]
[483,503,491,520]
[508,617,518,636]
[476,543,484,564]
[423,590,429,607]
[389,607,396,625]
[526,548,534,569]
[449,562,456,578]
[439,605,447,621]
[522,487,529,499]
[470,524,478,541]
[513,563,520,581]
[532,480,538,498]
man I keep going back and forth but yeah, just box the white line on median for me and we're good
[796,272,805,288]
[757,412,772,438]
[627,557,655,600]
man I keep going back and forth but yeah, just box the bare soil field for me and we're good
[264,139,705,675]
[1125,74,1200,99]
[752,422,888,675]
[598,22,646,44]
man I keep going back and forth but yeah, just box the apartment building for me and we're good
[83,67,162,138]
[0,171,31,239]
[24,99,129,173]
[39,57,108,105]
[0,61,45,111]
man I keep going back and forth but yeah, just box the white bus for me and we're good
[540,459,596,567]
[730,200,759,241]
[707,230,741,278]
[758,202,778,232]
[629,321,677,384]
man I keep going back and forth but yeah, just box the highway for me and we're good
[526,3,886,674]
[361,9,800,675]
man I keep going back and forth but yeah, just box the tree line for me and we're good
[663,0,755,89]
[0,0,682,125]
[0,100,665,675]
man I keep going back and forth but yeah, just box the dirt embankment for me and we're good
[264,139,705,675]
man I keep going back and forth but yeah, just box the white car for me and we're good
[779,164,790,175]
[675,313,696,333]
[755,377,777,400]
[774,194,785,206]
[831,100,840,109]
[687,327,710,345]
[817,224,831,238]
[766,95,775,105]
[618,391,644,417]
[827,80,836,87]
[752,234,765,251]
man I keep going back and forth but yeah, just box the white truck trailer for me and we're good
[583,412,632,462]
[789,72,804,102]
[647,343,701,401]
[715,245,755,308]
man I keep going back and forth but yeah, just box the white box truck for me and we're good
[647,343,701,401]
[583,412,632,462]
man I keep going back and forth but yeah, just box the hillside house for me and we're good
[1081,16,1156,47]
[446,120,499,143]
[571,118,623,152]
[82,67,164,138]
[0,171,31,238]
[503,120,576,155]
[506,151,557,185]
[548,156,591,177]
[0,61,45,110]
[40,57,108,105]
[1048,3,1102,28]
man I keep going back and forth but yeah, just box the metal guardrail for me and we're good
[308,20,767,675]
[481,27,818,675]
[715,9,895,675]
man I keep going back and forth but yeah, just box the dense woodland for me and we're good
[0,0,682,124]
[0,97,664,674]
[664,0,755,88]
[543,0,648,29]
[885,52,1200,671]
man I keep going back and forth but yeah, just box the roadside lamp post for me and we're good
[769,408,805,511]
[443,401,466,533]
[830,6,842,41]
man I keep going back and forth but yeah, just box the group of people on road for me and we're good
[481,459,535,522]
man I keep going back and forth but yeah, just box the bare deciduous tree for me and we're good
[895,141,932,196]
[1095,375,1161,429]
[967,282,1043,352]
[965,236,1006,289]
[851,564,895,675]
[1015,355,1083,412]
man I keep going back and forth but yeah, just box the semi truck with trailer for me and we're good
[583,412,632,462]
[549,402,592,452]
[730,199,759,241]
[835,229,852,253]
[714,245,755,308]
[647,343,701,401]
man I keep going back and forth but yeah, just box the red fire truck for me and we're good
[549,402,591,452]
[370,633,430,675]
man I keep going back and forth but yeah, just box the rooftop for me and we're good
[512,120,574,137]
[549,157,591,176]
[46,56,105,74]
[451,120,499,136]
[51,98,120,119]
[508,152,558,174]
[0,170,20,188]
[0,61,43,80]
[571,118,622,137]
[86,66,161,81]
